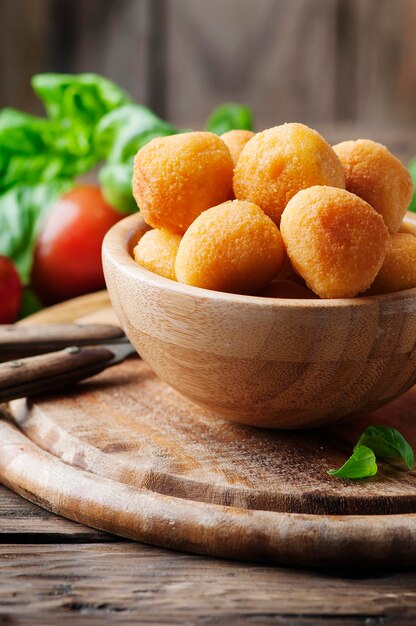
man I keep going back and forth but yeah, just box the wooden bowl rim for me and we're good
[103,212,416,310]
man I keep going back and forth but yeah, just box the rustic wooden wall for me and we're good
[1,0,416,142]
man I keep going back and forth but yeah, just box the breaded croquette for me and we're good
[133,132,234,235]
[280,186,388,298]
[175,200,285,294]
[233,123,345,225]
[333,139,414,234]
[220,130,255,167]
[133,228,181,281]
[371,233,416,294]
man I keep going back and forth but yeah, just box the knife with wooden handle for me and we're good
[0,342,136,403]
[0,324,136,402]
[0,323,126,361]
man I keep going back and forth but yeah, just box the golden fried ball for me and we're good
[333,139,414,234]
[371,233,416,294]
[233,123,345,225]
[133,228,181,281]
[280,186,389,298]
[133,132,234,235]
[259,279,316,299]
[220,130,255,166]
[175,200,285,294]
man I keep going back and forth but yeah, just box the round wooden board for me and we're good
[2,290,416,566]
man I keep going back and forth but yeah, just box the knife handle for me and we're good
[0,345,115,404]
[0,324,125,361]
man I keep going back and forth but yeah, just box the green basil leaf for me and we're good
[0,109,50,153]
[0,109,92,158]
[355,425,414,469]
[32,73,130,124]
[0,180,73,284]
[408,159,416,213]
[205,103,254,135]
[0,150,95,194]
[0,109,96,193]
[99,162,137,214]
[94,104,179,162]
[327,445,378,479]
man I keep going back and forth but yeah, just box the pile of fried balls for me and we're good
[131,123,415,299]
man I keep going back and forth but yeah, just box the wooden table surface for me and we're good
[0,461,415,624]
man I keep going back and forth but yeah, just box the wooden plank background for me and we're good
[1,0,416,152]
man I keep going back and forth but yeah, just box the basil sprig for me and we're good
[328,445,378,479]
[355,425,414,470]
[205,103,253,135]
[408,158,416,212]
[328,425,414,479]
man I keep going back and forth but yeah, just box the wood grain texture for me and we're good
[0,0,52,115]
[8,356,416,517]
[1,544,416,624]
[0,323,124,357]
[354,0,416,126]
[335,0,406,124]
[66,0,151,107]
[166,0,337,127]
[165,0,416,130]
[103,212,416,428]
[2,418,416,567]
[322,124,416,164]
[0,0,150,109]
[18,291,112,326]
[0,479,415,625]
[0,482,107,539]
[0,345,118,404]
[6,279,416,569]
[4,295,416,566]
[3,0,416,135]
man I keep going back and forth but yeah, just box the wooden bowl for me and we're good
[102,212,416,429]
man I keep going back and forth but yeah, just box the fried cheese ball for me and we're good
[280,186,389,298]
[133,132,234,235]
[333,139,414,234]
[175,200,285,294]
[220,130,255,166]
[133,228,181,281]
[233,123,345,225]
[259,279,316,299]
[371,233,416,294]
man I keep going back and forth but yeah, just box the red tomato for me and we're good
[0,256,22,323]
[32,186,122,304]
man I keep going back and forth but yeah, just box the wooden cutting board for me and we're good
[2,291,416,567]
